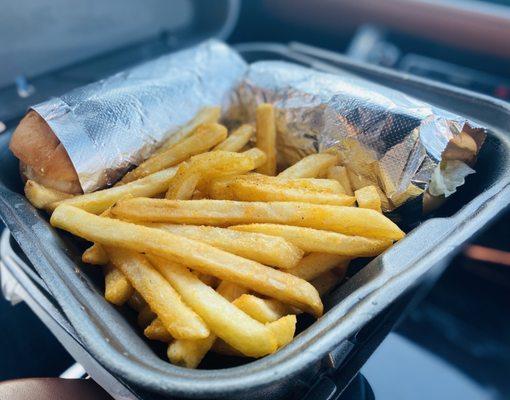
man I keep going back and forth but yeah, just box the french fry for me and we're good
[149,224,303,269]
[233,294,292,323]
[112,199,405,240]
[214,124,254,152]
[326,166,353,195]
[148,255,277,357]
[120,123,227,183]
[212,315,297,356]
[166,150,265,199]
[106,247,209,340]
[167,281,248,368]
[104,263,134,305]
[137,306,157,328]
[231,224,392,257]
[51,205,323,316]
[229,181,356,206]
[24,180,74,211]
[278,153,338,178]
[255,104,277,175]
[193,271,220,288]
[83,243,109,265]
[144,318,172,343]
[155,107,221,154]
[207,175,344,200]
[290,253,349,281]
[355,186,382,213]
[52,166,177,214]
[267,315,296,348]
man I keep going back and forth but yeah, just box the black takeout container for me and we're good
[0,42,509,399]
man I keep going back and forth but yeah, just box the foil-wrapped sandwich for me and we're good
[10,40,485,213]
[229,61,486,212]
[9,40,247,193]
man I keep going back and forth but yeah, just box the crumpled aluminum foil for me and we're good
[32,40,247,192]
[229,61,486,212]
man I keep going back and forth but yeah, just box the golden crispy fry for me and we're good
[290,253,349,281]
[231,224,392,257]
[207,175,344,200]
[155,107,221,155]
[233,294,292,323]
[127,292,147,312]
[120,123,227,183]
[52,167,177,214]
[326,166,352,195]
[144,318,172,342]
[255,104,277,175]
[355,185,382,213]
[168,335,217,368]
[112,199,405,240]
[267,315,296,348]
[24,180,74,211]
[149,224,303,269]
[212,315,297,357]
[106,247,209,340]
[166,150,265,199]
[165,163,200,200]
[137,306,157,329]
[51,205,323,316]
[167,281,248,368]
[83,243,109,265]
[104,263,134,305]
[230,181,356,206]
[148,255,277,357]
[214,124,254,152]
[278,153,338,178]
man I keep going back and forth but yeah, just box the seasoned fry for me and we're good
[166,150,265,199]
[82,243,109,265]
[149,224,303,269]
[233,294,292,323]
[230,181,356,206]
[144,318,172,343]
[231,224,392,257]
[24,180,74,211]
[155,107,221,154]
[51,205,323,316]
[290,253,349,281]
[207,175,344,200]
[167,281,248,368]
[148,255,277,357]
[278,153,338,178]
[120,123,227,183]
[104,263,134,305]
[214,124,254,152]
[112,199,405,240]
[326,166,353,195]
[355,186,382,213]
[52,167,177,214]
[106,247,209,340]
[255,103,277,175]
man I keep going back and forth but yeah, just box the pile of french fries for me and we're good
[24,105,405,368]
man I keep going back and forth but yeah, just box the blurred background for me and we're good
[0,1,509,399]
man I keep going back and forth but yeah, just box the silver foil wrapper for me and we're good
[230,61,486,212]
[32,40,247,192]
